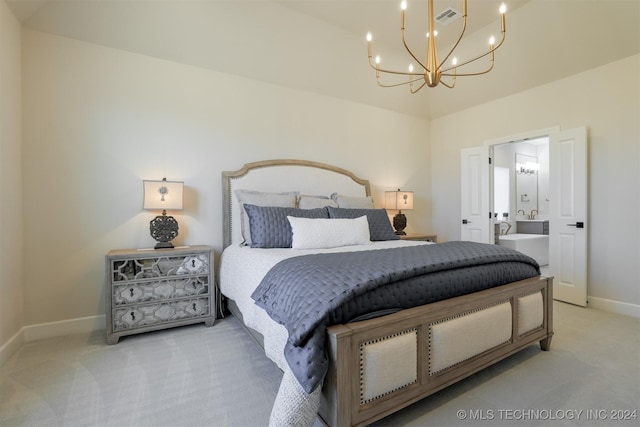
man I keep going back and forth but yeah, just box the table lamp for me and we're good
[385,189,414,235]
[143,178,184,249]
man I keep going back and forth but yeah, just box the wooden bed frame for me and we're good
[221,159,553,427]
[322,276,552,426]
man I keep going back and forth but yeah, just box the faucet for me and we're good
[529,209,538,220]
[499,221,512,235]
[517,209,525,216]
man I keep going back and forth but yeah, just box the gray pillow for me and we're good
[327,207,399,241]
[244,204,329,248]
[298,195,339,209]
[234,190,298,245]
[330,193,375,208]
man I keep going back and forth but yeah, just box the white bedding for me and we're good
[220,239,434,426]
[219,239,432,372]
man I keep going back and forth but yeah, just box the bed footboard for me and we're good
[320,276,553,427]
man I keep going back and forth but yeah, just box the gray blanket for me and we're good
[252,241,540,393]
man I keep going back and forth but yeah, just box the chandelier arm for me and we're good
[440,31,505,74]
[439,79,455,89]
[437,16,467,72]
[401,30,429,72]
[377,77,424,89]
[442,51,495,77]
[369,57,425,77]
[409,81,428,93]
[442,60,494,77]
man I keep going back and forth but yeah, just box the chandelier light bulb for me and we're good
[366,32,372,42]
[408,63,414,72]
[489,35,496,46]
[452,57,458,66]
[375,55,381,64]
[401,1,407,11]
[499,3,507,14]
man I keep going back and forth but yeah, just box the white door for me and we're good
[549,127,588,306]
[461,147,490,243]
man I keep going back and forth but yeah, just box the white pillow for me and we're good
[288,216,371,249]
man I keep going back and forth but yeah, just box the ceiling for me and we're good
[7,0,640,119]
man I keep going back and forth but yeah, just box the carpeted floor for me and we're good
[0,317,282,426]
[1,302,638,426]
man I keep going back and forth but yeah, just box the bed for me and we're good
[219,159,553,427]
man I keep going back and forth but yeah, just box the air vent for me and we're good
[435,7,461,25]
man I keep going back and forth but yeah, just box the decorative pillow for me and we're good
[298,195,339,209]
[243,204,328,248]
[234,190,298,245]
[330,193,375,209]
[288,216,371,249]
[327,207,400,241]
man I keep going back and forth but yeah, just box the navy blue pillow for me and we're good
[327,207,399,241]
[244,204,329,248]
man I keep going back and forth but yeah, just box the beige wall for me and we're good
[431,54,640,308]
[0,0,23,354]
[21,29,431,325]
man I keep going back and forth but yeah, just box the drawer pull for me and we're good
[130,288,134,297]
[131,312,135,321]
[192,303,196,311]
[192,259,196,268]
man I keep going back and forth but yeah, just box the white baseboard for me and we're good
[0,328,25,367]
[588,296,640,318]
[1,315,106,367]
[23,314,106,341]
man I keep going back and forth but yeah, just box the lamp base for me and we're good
[154,241,175,250]
[392,212,407,235]
[150,212,179,250]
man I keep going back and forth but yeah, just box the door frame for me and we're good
[484,127,560,246]
[478,126,589,306]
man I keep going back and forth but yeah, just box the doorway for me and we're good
[492,137,549,274]
[461,127,588,306]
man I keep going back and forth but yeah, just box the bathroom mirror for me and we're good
[515,153,538,215]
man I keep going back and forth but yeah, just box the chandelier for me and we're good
[366,0,507,92]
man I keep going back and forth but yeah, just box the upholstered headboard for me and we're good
[222,159,371,248]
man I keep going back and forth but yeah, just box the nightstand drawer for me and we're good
[112,297,211,331]
[110,254,210,282]
[112,276,209,305]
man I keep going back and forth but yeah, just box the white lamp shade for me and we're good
[143,180,184,211]
[385,190,414,210]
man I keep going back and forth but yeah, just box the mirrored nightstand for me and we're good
[105,245,215,344]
